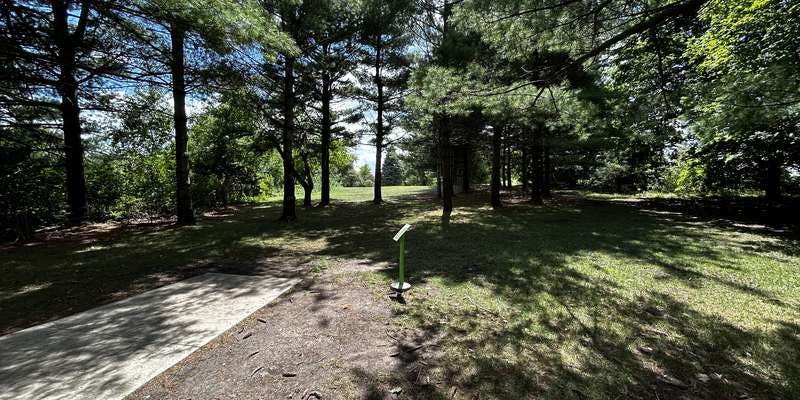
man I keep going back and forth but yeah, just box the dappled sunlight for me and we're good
[0,273,294,399]
[0,282,53,302]
[2,188,799,398]
[311,192,800,399]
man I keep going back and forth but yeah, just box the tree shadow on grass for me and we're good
[0,190,435,334]
[286,192,799,399]
[0,204,312,334]
[619,195,800,235]
[1,189,798,399]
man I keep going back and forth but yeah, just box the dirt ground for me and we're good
[127,259,450,400]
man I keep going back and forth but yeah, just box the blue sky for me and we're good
[355,143,376,172]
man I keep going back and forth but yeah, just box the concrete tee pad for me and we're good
[0,273,298,400]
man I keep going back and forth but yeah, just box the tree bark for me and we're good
[298,152,314,208]
[373,38,384,204]
[280,55,297,221]
[521,145,528,194]
[530,127,543,205]
[53,1,87,225]
[302,186,312,207]
[500,142,508,189]
[504,142,512,189]
[765,158,782,201]
[300,166,313,208]
[439,116,453,218]
[320,74,332,206]
[543,140,552,198]
[491,125,502,208]
[461,145,470,193]
[220,173,229,206]
[170,24,194,225]
[436,161,442,198]
[15,211,34,242]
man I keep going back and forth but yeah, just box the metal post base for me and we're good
[390,281,411,292]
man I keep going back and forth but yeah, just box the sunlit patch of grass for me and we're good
[0,282,53,302]
[342,193,800,398]
[2,187,799,398]
[260,185,434,203]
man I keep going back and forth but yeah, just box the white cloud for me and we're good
[354,143,375,172]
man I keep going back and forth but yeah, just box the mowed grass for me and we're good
[263,185,434,203]
[0,186,431,334]
[1,186,798,399]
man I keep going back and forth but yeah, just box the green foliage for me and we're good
[329,148,358,186]
[89,90,177,218]
[132,0,295,56]
[0,128,64,239]
[190,101,268,207]
[103,150,176,218]
[357,164,375,187]
[682,0,800,197]
[337,163,374,187]
[663,155,708,195]
[381,147,404,185]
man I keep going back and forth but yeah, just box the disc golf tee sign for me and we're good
[393,224,411,242]
[391,224,412,293]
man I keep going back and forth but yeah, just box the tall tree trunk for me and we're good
[439,116,453,218]
[301,155,313,208]
[301,173,313,208]
[220,173,229,206]
[302,185,312,208]
[60,61,87,226]
[170,24,194,225]
[521,145,528,194]
[373,39,383,204]
[765,158,782,201]
[491,125,502,208]
[280,55,297,221]
[501,144,506,188]
[504,142,512,189]
[54,1,87,225]
[530,127,543,205]
[319,54,332,206]
[436,161,442,198]
[461,145,470,193]
[543,140,552,199]
[502,143,508,189]
[15,212,34,242]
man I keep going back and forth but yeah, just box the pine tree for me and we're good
[0,0,129,225]
[355,0,414,204]
[381,147,404,186]
[121,0,289,224]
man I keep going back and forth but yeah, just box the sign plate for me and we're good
[393,224,411,242]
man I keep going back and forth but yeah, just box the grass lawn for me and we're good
[2,186,798,399]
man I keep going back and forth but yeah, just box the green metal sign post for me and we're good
[398,235,406,284]
[391,224,411,293]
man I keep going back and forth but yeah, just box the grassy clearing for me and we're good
[1,186,798,399]
[262,185,434,203]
